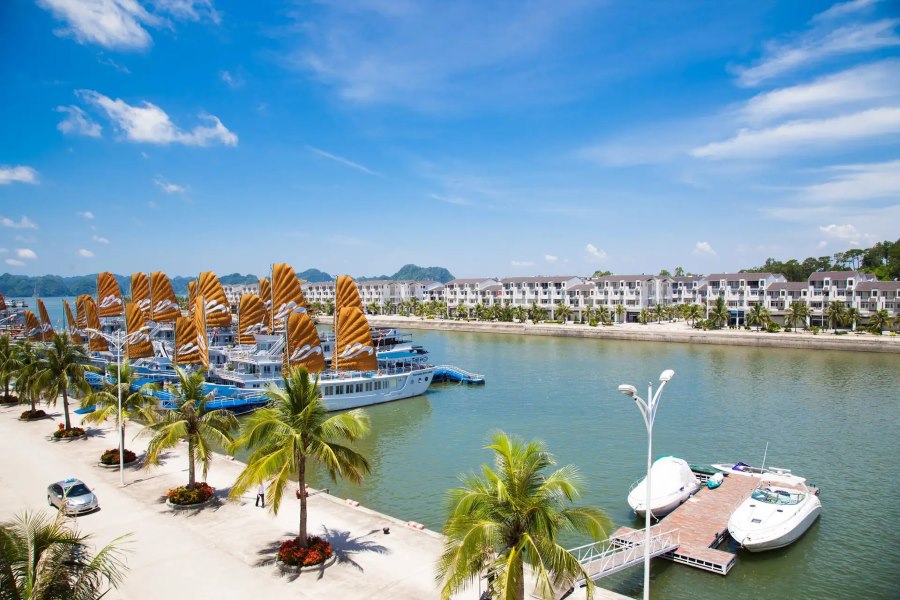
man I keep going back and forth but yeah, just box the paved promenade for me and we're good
[0,404,630,600]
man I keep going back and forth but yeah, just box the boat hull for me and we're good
[321,368,435,411]
[729,493,821,552]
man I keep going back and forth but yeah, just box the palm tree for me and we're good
[437,432,611,600]
[614,304,626,324]
[868,309,892,334]
[230,366,369,547]
[555,302,572,323]
[141,367,237,487]
[784,301,810,332]
[0,510,130,599]
[512,306,528,323]
[383,299,396,316]
[683,304,703,328]
[823,301,848,333]
[35,332,91,431]
[365,301,379,315]
[638,308,651,325]
[81,361,155,458]
[0,334,20,403]
[595,305,611,325]
[652,303,665,323]
[846,307,861,332]
[14,341,43,415]
[455,304,469,320]
[709,297,730,328]
[746,302,771,332]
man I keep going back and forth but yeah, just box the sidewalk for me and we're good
[0,404,630,600]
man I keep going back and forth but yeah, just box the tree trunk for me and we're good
[62,387,71,430]
[3,379,8,401]
[188,438,196,486]
[298,454,307,547]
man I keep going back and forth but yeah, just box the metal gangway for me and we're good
[432,364,485,384]
[569,527,680,586]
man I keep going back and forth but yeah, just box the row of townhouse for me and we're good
[303,280,433,307]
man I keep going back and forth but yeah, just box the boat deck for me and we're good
[610,473,760,575]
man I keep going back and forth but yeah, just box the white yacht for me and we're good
[727,481,821,551]
[627,456,701,518]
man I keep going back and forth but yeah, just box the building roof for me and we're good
[445,278,497,286]
[706,272,778,280]
[808,271,876,282]
[672,275,704,283]
[855,281,900,292]
[500,276,579,284]
[767,282,808,292]
[568,283,596,292]
[481,283,503,292]
[592,274,655,283]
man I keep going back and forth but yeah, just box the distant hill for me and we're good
[298,268,334,283]
[358,264,454,284]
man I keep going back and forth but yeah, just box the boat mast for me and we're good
[332,278,339,372]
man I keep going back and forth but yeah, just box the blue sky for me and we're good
[1,0,898,279]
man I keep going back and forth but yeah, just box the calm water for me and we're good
[8,297,74,326]
[305,328,899,599]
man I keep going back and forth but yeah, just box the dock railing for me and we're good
[569,527,680,584]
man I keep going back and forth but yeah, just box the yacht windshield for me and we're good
[751,487,802,505]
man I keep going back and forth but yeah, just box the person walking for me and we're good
[255,482,265,508]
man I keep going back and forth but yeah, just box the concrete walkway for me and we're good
[0,404,630,600]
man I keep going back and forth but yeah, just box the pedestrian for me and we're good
[256,482,265,508]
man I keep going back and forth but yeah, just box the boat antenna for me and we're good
[761,441,769,471]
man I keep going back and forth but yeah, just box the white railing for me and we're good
[569,528,680,583]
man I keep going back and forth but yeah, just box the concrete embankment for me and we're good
[367,315,900,354]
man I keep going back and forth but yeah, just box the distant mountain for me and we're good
[358,264,454,284]
[298,268,334,283]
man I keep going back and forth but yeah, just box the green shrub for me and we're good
[588,318,599,327]
[52,427,85,439]
[166,482,214,505]
[100,448,137,465]
[766,322,782,333]
[810,326,820,335]
[20,409,46,420]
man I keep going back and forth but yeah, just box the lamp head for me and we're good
[618,384,637,398]
[659,369,675,383]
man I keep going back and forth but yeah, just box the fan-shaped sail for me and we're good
[96,272,124,317]
[84,297,108,351]
[63,300,84,344]
[335,275,363,313]
[23,311,42,341]
[193,296,209,368]
[36,299,54,341]
[197,271,231,328]
[284,312,325,373]
[188,281,197,315]
[271,263,307,327]
[150,272,180,322]
[75,295,89,328]
[259,277,272,332]
[334,306,376,372]
[131,272,151,319]
[0,292,6,312]
[174,317,201,365]
[237,294,266,344]
[124,302,153,359]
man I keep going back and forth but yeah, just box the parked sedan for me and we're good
[47,478,99,515]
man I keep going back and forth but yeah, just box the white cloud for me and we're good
[307,146,379,176]
[16,249,37,260]
[147,200,158,209]
[92,235,110,244]
[812,0,878,23]
[740,60,900,124]
[693,241,717,256]
[78,248,95,258]
[735,19,900,87]
[585,243,607,261]
[153,0,221,24]
[1,216,37,229]
[77,210,95,219]
[4,259,25,267]
[220,70,243,89]
[79,90,238,146]
[0,166,39,185]
[817,240,829,249]
[692,107,900,159]
[56,105,103,137]
[544,254,558,263]
[154,177,187,193]
[429,193,471,206]
[97,55,131,73]
[819,223,860,239]
[511,260,534,267]
[0,248,6,253]
[798,160,900,203]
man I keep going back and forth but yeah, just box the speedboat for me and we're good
[627,456,701,518]
[728,481,821,551]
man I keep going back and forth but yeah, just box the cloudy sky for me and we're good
[1,0,898,278]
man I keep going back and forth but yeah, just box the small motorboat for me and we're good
[707,472,724,489]
[728,482,821,552]
[627,456,701,518]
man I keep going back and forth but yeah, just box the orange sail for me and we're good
[36,299,54,341]
[193,296,209,368]
[333,306,376,372]
[75,295,89,328]
[197,272,231,328]
[131,272,151,320]
[259,277,272,332]
[84,297,109,352]
[271,263,307,327]
[237,294,267,344]
[187,280,197,315]
[97,272,124,317]
[150,272,180,322]
[23,311,42,341]
[124,302,153,359]
[0,292,6,312]
[63,300,84,344]
[284,312,325,373]
[174,317,201,365]
[335,275,363,313]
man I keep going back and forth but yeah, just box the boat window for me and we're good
[356,384,363,393]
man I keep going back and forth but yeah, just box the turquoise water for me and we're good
[305,328,900,599]
[7,297,74,327]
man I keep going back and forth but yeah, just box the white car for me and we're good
[47,478,99,515]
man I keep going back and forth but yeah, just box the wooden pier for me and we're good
[610,473,760,575]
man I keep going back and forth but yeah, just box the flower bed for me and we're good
[166,482,215,506]
[100,448,137,465]
[1,395,18,405]
[52,426,85,439]
[277,536,334,568]
[20,409,47,420]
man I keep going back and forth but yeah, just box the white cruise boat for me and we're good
[727,481,821,551]
[627,456,701,518]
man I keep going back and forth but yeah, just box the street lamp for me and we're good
[617,368,675,600]
[84,327,146,487]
